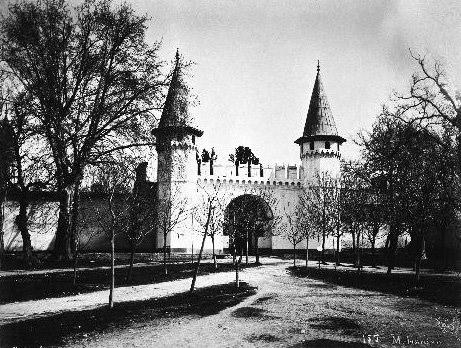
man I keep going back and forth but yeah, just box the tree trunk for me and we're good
[336,234,340,266]
[415,234,425,285]
[233,242,239,287]
[163,233,168,276]
[321,205,326,264]
[212,235,217,270]
[356,231,361,271]
[72,249,79,286]
[190,205,212,293]
[386,225,398,275]
[53,184,77,260]
[109,226,115,308]
[321,230,326,264]
[351,227,356,265]
[255,236,260,265]
[108,194,116,309]
[69,184,80,256]
[305,236,309,268]
[293,244,296,266]
[191,242,194,265]
[126,246,135,283]
[0,191,5,270]
[245,230,249,265]
[190,227,207,292]
[17,191,35,267]
[371,233,377,268]
[235,256,240,288]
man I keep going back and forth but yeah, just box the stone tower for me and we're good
[152,50,203,251]
[295,62,346,185]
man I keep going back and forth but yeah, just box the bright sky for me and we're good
[128,0,461,164]
[3,0,461,165]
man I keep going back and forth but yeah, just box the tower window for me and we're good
[192,135,195,144]
[309,142,314,150]
[325,141,330,149]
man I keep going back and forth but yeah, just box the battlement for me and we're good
[197,162,304,188]
[301,148,341,159]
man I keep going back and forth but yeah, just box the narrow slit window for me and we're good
[325,141,330,149]
[310,142,314,150]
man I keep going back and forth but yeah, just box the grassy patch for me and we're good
[0,282,256,347]
[0,261,257,304]
[290,266,461,307]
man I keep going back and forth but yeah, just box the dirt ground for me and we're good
[1,258,460,347]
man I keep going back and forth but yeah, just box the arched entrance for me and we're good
[224,194,274,260]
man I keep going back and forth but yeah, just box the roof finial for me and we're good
[317,60,320,73]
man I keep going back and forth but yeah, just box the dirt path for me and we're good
[64,261,460,348]
[0,257,282,324]
[2,259,460,347]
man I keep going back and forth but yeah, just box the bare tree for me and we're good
[281,205,305,267]
[72,194,106,286]
[158,185,189,275]
[124,162,155,282]
[91,159,134,308]
[393,52,460,172]
[0,89,55,267]
[190,182,226,292]
[302,173,339,266]
[208,198,224,270]
[0,0,164,259]
[0,103,15,269]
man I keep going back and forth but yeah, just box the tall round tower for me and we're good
[152,50,203,251]
[295,62,346,185]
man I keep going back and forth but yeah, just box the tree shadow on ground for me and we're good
[232,306,267,318]
[290,338,373,348]
[252,294,277,305]
[0,282,256,348]
[246,333,280,343]
[289,266,461,307]
[310,316,362,335]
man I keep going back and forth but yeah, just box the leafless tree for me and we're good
[72,194,106,286]
[91,159,135,308]
[0,88,55,267]
[393,52,460,172]
[190,182,226,292]
[158,185,189,275]
[302,173,339,266]
[0,0,165,260]
[207,197,224,270]
[281,205,305,267]
[293,186,321,268]
[0,103,14,269]
[124,162,155,282]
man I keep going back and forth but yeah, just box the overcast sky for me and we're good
[128,0,460,164]
[3,1,461,165]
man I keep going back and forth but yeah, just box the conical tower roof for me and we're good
[295,62,345,144]
[152,50,202,138]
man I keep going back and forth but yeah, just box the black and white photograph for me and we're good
[0,0,460,347]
